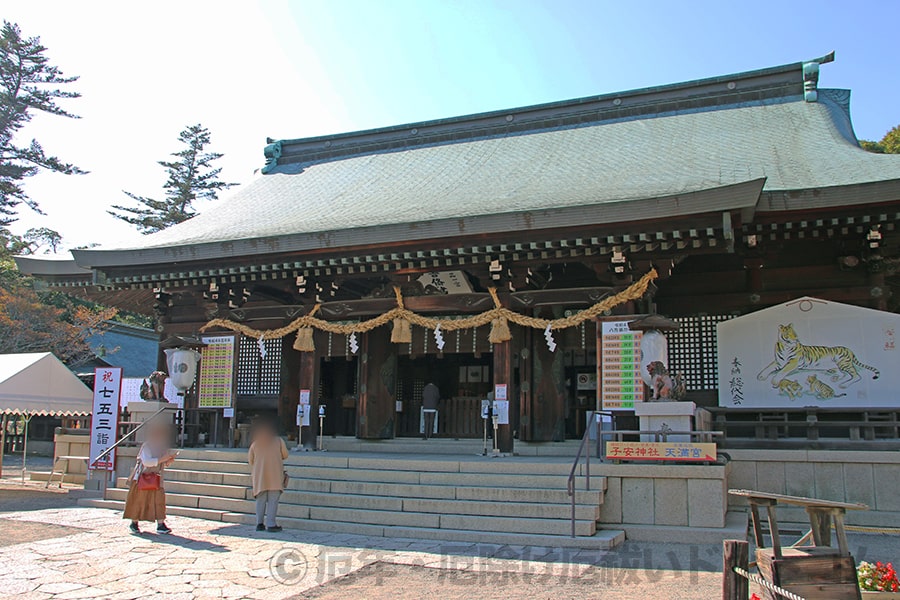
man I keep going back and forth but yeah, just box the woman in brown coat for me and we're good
[123,420,177,534]
[248,419,289,532]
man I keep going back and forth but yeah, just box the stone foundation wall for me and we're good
[727,449,900,528]
[597,463,730,529]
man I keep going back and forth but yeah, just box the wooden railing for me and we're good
[707,407,900,448]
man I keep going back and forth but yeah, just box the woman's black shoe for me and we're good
[256,524,266,531]
[267,525,283,532]
[129,522,140,534]
[157,523,172,534]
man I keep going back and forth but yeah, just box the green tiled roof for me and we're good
[75,59,900,268]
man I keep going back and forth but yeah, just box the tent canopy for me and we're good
[0,353,93,416]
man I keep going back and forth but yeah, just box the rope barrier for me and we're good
[200,268,658,344]
[733,566,807,600]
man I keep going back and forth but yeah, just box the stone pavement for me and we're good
[2,496,896,599]
[0,502,730,600]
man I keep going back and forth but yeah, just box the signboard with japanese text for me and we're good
[605,441,716,462]
[598,320,644,410]
[297,390,311,426]
[416,271,474,295]
[89,367,122,470]
[198,335,236,408]
[120,378,142,406]
[717,297,900,408]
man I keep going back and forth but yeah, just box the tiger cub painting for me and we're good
[757,323,879,390]
[775,378,803,400]
[806,375,846,400]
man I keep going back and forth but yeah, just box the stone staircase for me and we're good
[82,448,624,549]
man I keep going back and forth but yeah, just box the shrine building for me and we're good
[20,54,900,454]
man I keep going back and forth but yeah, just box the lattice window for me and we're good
[235,336,283,396]
[668,315,734,391]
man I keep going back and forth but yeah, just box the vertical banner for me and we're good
[598,320,644,411]
[198,335,236,408]
[90,367,123,470]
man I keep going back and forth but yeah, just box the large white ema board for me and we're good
[717,297,898,408]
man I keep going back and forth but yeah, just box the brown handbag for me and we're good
[137,472,161,491]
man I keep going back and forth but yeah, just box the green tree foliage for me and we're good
[109,124,236,234]
[0,21,84,227]
[859,125,900,154]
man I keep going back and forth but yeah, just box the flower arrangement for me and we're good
[858,561,900,593]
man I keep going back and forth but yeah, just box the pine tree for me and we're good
[0,21,84,227]
[109,124,236,234]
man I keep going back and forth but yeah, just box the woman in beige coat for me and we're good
[248,419,288,532]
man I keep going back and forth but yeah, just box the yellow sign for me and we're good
[605,441,716,462]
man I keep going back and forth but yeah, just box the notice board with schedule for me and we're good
[597,319,644,411]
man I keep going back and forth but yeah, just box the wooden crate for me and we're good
[756,547,861,600]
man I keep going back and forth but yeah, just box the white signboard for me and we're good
[90,367,123,470]
[493,400,510,425]
[120,378,143,406]
[297,390,311,426]
[717,297,898,408]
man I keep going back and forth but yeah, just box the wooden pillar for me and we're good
[869,270,888,311]
[357,327,397,439]
[298,349,319,448]
[529,308,566,442]
[493,335,514,453]
[282,337,301,439]
[722,539,749,600]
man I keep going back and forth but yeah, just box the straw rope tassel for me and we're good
[489,317,511,344]
[390,286,413,344]
[293,327,315,352]
[487,287,511,344]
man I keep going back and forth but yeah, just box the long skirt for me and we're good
[122,480,167,522]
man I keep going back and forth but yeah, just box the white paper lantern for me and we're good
[639,329,669,387]
[164,348,202,392]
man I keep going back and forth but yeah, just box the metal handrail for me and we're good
[567,411,614,538]
[91,406,173,467]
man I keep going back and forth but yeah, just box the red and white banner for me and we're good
[89,367,122,470]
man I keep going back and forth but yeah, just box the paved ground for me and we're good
[0,482,897,599]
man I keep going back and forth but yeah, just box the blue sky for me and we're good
[4,0,900,250]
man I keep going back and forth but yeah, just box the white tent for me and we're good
[0,353,92,480]
[0,353,92,415]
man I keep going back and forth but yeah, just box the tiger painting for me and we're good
[806,375,846,400]
[757,323,879,390]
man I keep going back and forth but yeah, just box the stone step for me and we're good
[314,479,604,505]
[110,478,601,519]
[103,487,596,536]
[222,512,623,549]
[115,477,251,500]
[80,498,623,549]
[161,468,603,506]
[80,498,231,522]
[164,468,251,486]
[173,450,582,476]
[317,438,584,457]
[171,458,250,474]
[283,465,574,489]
